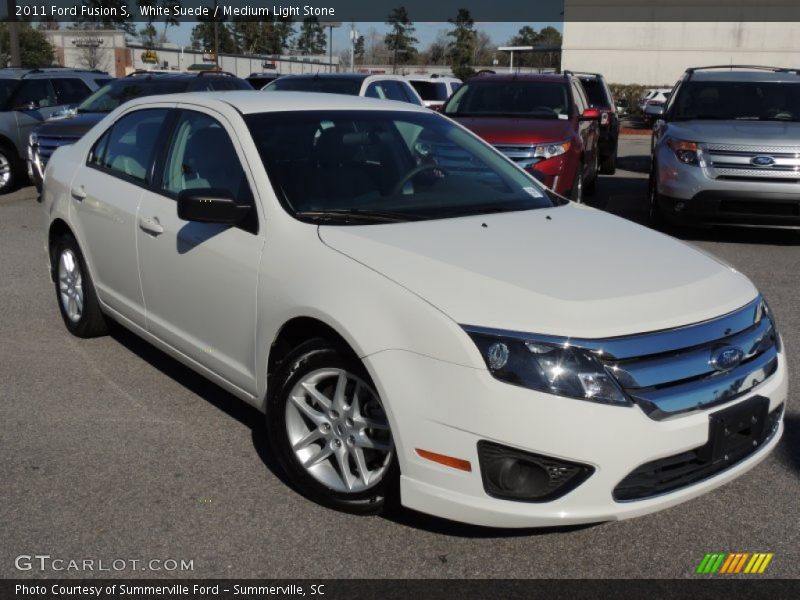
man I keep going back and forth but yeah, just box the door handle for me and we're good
[70,186,86,201]
[138,216,164,236]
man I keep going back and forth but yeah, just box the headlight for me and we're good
[467,330,631,406]
[533,141,570,160]
[666,137,705,166]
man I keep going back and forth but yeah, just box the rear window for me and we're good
[265,77,362,96]
[579,78,611,108]
[409,81,449,101]
[445,81,570,119]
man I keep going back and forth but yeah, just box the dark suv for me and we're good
[29,70,252,191]
[443,72,601,201]
[576,72,620,174]
[0,67,110,194]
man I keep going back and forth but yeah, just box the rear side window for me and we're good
[52,78,92,104]
[266,77,362,95]
[579,78,611,108]
[409,81,449,101]
[10,79,57,109]
[89,109,170,183]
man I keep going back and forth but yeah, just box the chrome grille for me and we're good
[703,143,800,182]
[34,135,79,167]
[493,143,539,169]
[596,297,780,420]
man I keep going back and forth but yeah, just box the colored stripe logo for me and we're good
[696,553,774,574]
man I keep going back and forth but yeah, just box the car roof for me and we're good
[277,73,369,82]
[0,67,104,80]
[689,70,800,83]
[123,90,432,115]
[406,75,460,83]
[465,73,568,84]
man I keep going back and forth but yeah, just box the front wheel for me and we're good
[266,338,398,514]
[52,234,108,337]
[0,144,20,195]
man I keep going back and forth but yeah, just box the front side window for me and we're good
[161,111,251,201]
[672,80,800,121]
[52,78,92,104]
[445,81,570,118]
[579,78,611,108]
[245,110,562,224]
[89,108,169,183]
[366,81,416,103]
[410,81,449,102]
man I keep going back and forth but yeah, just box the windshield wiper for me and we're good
[295,209,422,223]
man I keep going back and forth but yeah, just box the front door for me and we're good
[136,108,264,394]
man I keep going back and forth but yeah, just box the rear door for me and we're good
[69,106,173,326]
[136,106,264,394]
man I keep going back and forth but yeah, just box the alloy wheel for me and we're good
[58,249,84,323]
[285,368,393,493]
[0,153,11,187]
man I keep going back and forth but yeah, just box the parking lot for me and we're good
[1,134,798,579]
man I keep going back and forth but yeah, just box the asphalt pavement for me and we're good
[1,135,798,579]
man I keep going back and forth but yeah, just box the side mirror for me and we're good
[580,107,602,120]
[177,189,250,224]
[648,105,665,117]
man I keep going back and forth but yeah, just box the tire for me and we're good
[266,338,399,515]
[647,165,667,230]
[600,145,617,175]
[570,166,584,203]
[584,152,599,196]
[52,234,108,338]
[0,143,20,195]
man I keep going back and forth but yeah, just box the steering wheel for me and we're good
[390,163,447,196]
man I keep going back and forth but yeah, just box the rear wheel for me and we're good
[584,152,599,196]
[52,234,108,337]
[600,144,617,175]
[267,338,398,514]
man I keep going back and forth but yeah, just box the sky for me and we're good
[169,21,563,54]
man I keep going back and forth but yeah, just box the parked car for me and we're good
[406,75,462,110]
[643,90,672,125]
[0,67,110,194]
[650,65,800,228]
[639,88,671,113]
[443,72,601,201]
[615,97,629,117]
[246,71,281,89]
[263,73,424,106]
[42,91,785,527]
[29,71,252,192]
[575,72,620,174]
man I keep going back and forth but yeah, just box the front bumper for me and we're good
[365,349,787,528]
[655,143,800,226]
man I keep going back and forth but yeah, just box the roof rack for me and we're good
[570,71,602,78]
[687,65,793,73]
[196,70,237,77]
[126,69,173,77]
[562,69,573,79]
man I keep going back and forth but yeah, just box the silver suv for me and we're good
[0,68,109,194]
[649,66,800,227]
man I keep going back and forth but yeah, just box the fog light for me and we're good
[478,441,594,502]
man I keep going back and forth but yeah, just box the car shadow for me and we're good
[107,320,602,538]
[778,414,800,474]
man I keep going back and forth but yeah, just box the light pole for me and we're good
[349,23,359,72]
[327,22,341,73]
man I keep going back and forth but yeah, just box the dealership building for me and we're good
[561,1,800,85]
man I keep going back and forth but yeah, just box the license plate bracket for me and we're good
[702,395,769,463]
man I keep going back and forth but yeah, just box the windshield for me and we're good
[245,110,562,224]
[672,81,800,121]
[409,81,449,101]
[445,81,570,118]
[265,77,362,96]
[0,79,20,108]
[78,81,187,113]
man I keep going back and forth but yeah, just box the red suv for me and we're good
[443,72,601,201]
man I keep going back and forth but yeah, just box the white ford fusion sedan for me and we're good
[42,92,786,528]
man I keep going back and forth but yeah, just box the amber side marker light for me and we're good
[416,448,472,472]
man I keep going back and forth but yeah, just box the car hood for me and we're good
[319,204,757,339]
[667,119,800,146]
[452,116,573,145]
[35,112,105,137]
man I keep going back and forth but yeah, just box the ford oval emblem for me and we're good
[751,155,776,167]
[710,346,744,372]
